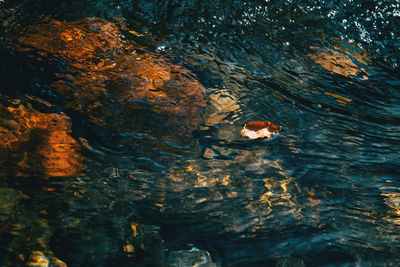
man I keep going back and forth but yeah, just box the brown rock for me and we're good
[0,101,84,177]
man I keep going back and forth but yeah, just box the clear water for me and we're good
[0,0,400,266]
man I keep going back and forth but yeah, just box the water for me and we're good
[1,0,400,266]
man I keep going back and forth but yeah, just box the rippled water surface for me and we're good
[1,0,400,266]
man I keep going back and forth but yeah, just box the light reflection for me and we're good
[323,91,353,106]
[148,149,316,234]
[247,176,303,222]
[203,88,241,126]
[380,184,400,225]
[309,42,370,79]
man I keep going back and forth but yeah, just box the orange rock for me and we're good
[16,17,206,137]
[0,102,84,177]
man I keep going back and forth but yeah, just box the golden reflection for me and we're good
[308,42,370,79]
[17,17,206,136]
[380,185,400,225]
[203,89,241,126]
[128,30,144,37]
[126,144,331,235]
[248,176,302,218]
[180,163,234,189]
[221,175,231,186]
[27,251,67,267]
[324,91,353,106]
[130,222,139,238]
[0,102,84,177]
[123,221,138,257]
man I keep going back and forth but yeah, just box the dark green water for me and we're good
[1,0,400,266]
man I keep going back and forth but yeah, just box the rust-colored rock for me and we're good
[0,101,84,177]
[17,17,206,137]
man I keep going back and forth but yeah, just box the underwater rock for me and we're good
[203,90,240,127]
[274,255,305,267]
[0,101,84,177]
[166,248,218,267]
[26,251,49,267]
[0,187,18,238]
[202,147,215,159]
[16,17,206,138]
[123,222,167,266]
[26,251,66,267]
[123,222,218,267]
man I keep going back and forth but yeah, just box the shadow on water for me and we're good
[1,0,400,266]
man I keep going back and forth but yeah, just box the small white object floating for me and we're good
[241,121,282,140]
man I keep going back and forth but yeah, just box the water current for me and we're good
[0,0,400,266]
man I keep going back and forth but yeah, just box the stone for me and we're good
[0,101,84,177]
[26,251,67,267]
[203,148,215,159]
[15,17,207,140]
[275,256,305,267]
[26,251,49,267]
[166,248,219,267]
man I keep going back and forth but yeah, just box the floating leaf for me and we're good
[241,121,282,139]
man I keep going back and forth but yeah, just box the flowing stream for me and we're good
[0,0,400,266]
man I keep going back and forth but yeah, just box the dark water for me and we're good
[1,0,400,266]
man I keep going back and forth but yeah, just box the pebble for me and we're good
[203,148,215,159]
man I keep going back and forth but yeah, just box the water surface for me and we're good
[1,0,400,266]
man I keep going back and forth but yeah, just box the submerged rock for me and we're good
[274,256,305,267]
[15,17,206,139]
[0,187,18,238]
[123,223,167,266]
[26,251,66,267]
[0,100,84,177]
[123,222,219,267]
[166,248,218,267]
[26,251,49,267]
